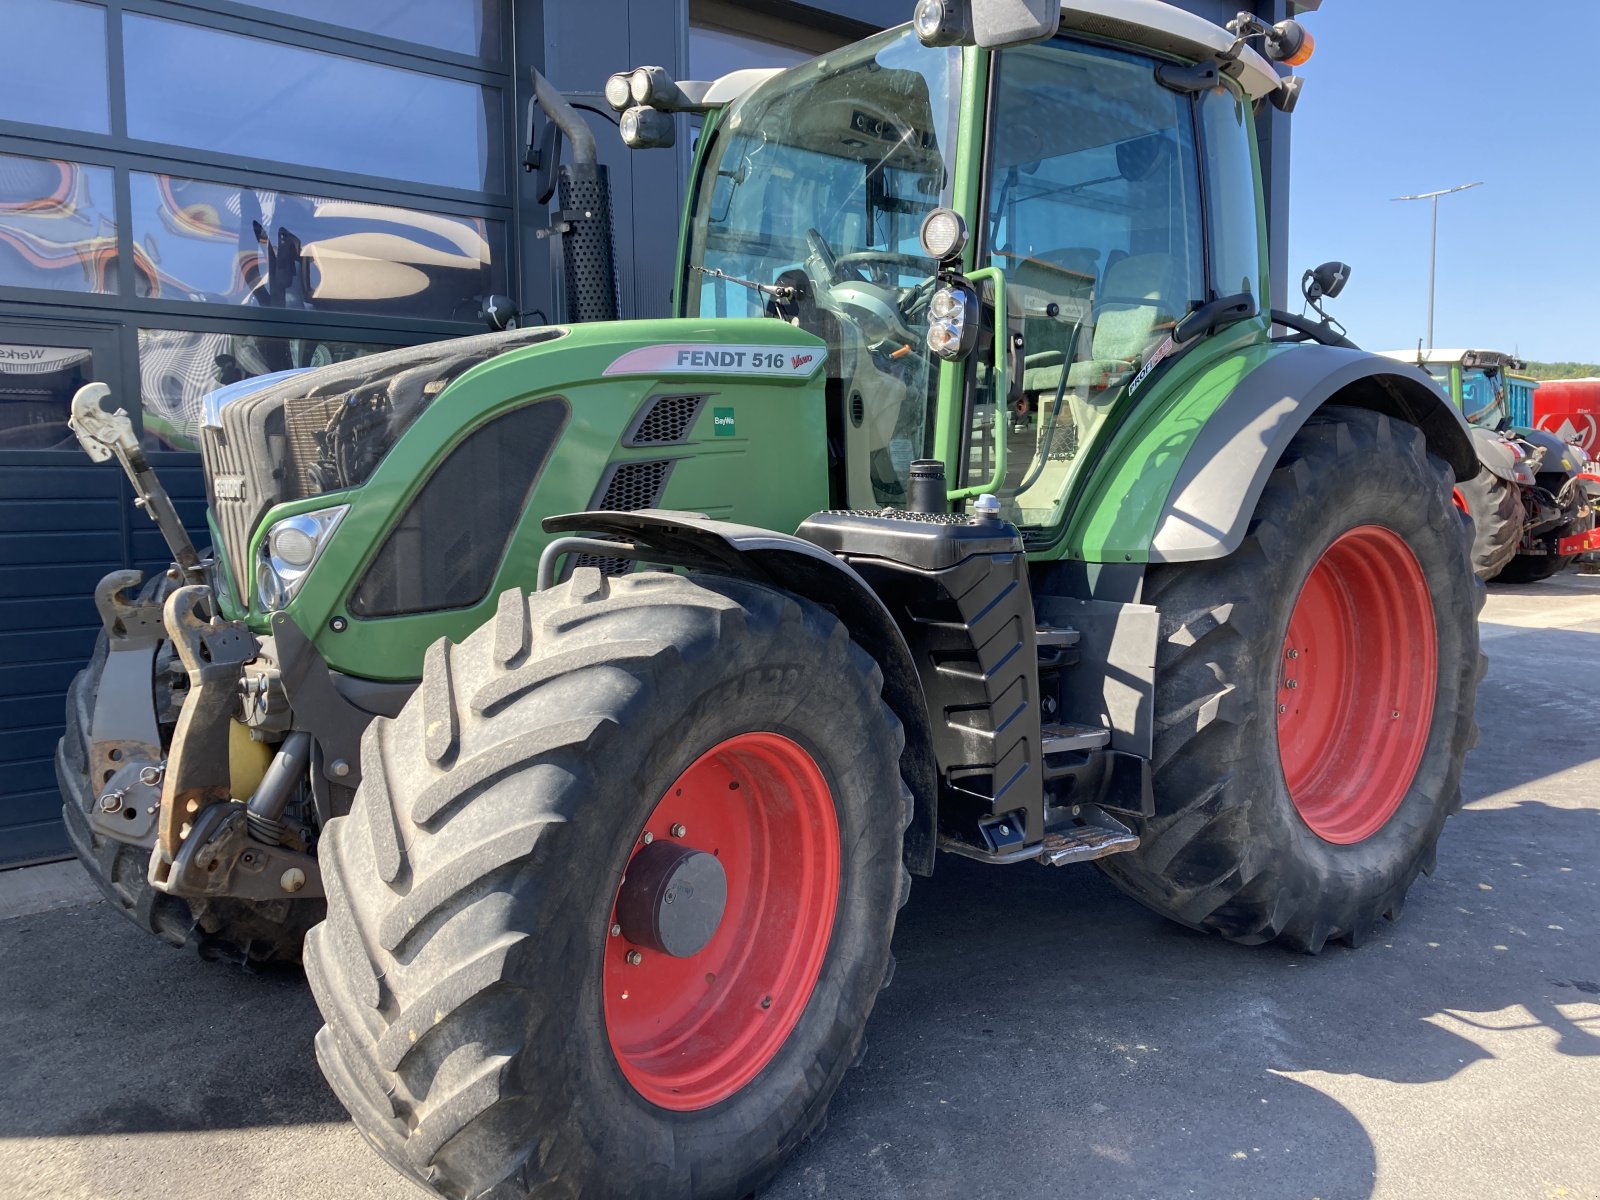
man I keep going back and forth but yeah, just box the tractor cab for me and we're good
[1382,347,1528,429]
[660,11,1293,546]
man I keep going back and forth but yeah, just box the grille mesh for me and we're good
[626,395,704,446]
[823,508,976,525]
[577,459,673,574]
[348,400,568,617]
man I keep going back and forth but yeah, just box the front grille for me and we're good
[201,424,257,594]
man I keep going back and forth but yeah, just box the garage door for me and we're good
[0,319,205,867]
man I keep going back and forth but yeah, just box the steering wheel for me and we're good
[834,250,934,282]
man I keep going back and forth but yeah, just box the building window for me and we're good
[122,14,502,192]
[0,153,121,295]
[3,0,110,134]
[228,0,499,59]
[129,173,504,320]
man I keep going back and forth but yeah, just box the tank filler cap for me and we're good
[973,494,1002,522]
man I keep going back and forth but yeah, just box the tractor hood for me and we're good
[207,317,831,680]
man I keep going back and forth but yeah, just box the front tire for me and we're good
[1101,407,1482,952]
[306,569,912,1200]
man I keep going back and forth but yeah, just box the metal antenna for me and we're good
[1392,182,1483,351]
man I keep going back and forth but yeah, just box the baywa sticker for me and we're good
[603,344,827,378]
[713,407,736,436]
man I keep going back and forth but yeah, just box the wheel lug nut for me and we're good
[626,950,643,966]
[610,924,622,937]
[670,823,687,838]
[1285,679,1297,690]
[1278,704,1288,714]
[760,995,772,1010]
[1287,649,1299,660]
[642,832,653,845]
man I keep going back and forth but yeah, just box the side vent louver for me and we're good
[625,394,705,446]
[576,459,675,575]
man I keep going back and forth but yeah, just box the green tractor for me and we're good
[1379,347,1600,582]
[60,2,1485,1195]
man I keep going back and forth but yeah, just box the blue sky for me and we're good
[1285,1,1599,361]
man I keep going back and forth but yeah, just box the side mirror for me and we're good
[1304,261,1350,304]
[915,0,1059,50]
[481,295,520,331]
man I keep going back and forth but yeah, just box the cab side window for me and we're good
[977,40,1205,529]
[1197,82,1263,300]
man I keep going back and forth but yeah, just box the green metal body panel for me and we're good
[1050,335,1281,562]
[249,318,828,680]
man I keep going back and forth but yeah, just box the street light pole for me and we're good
[1393,181,1483,350]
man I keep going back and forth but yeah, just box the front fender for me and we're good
[1147,346,1475,563]
[542,509,939,877]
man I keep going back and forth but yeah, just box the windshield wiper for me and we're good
[692,266,796,303]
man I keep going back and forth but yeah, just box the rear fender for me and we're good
[541,509,939,877]
[1148,347,1476,563]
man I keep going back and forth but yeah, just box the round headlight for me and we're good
[604,72,633,112]
[620,108,640,141]
[630,68,654,105]
[928,319,963,359]
[269,518,319,568]
[930,286,965,321]
[919,208,968,262]
[914,0,944,38]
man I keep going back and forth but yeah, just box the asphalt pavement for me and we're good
[3,573,1598,1200]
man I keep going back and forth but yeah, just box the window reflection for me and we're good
[124,15,500,192]
[0,153,128,295]
[138,328,395,452]
[237,0,497,59]
[131,173,503,321]
[0,340,95,450]
[2,0,110,134]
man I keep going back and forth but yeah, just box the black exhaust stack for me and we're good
[531,70,619,324]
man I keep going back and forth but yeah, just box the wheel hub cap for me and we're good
[614,841,728,958]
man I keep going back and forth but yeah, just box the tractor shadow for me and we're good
[764,613,1600,1200]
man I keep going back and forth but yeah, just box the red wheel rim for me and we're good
[1276,525,1437,844]
[603,732,840,1110]
[1451,488,1469,515]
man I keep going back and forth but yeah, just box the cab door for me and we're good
[962,37,1209,536]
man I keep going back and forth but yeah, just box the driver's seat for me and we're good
[1066,253,1185,391]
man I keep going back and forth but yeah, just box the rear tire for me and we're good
[1100,407,1482,952]
[1455,468,1524,580]
[306,569,912,1200]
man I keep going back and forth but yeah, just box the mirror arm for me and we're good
[1174,292,1258,344]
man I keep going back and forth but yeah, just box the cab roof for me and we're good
[701,1,1289,106]
[1379,349,1528,372]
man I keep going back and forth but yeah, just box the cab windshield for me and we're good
[683,29,961,506]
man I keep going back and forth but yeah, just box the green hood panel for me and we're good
[251,318,830,681]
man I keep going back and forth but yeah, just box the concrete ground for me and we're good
[3,574,1598,1200]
